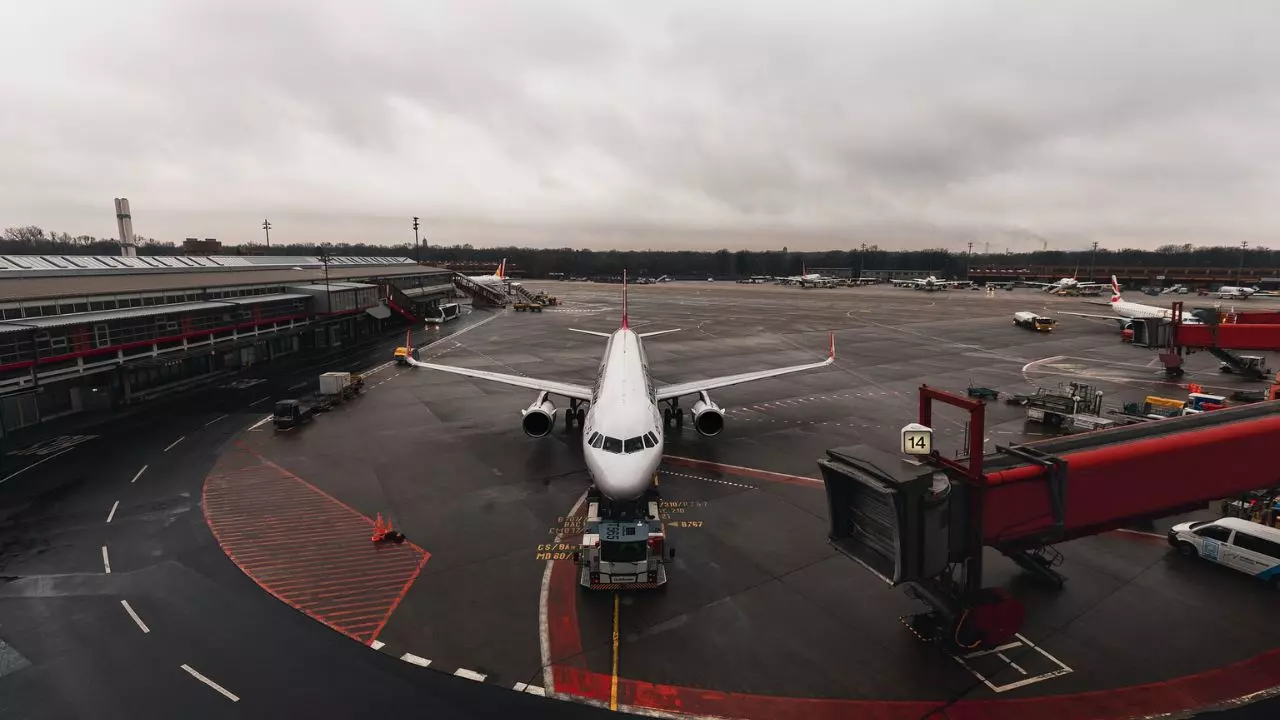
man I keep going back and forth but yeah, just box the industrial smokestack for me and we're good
[114,198,137,257]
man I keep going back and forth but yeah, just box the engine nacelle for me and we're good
[522,399,556,438]
[691,397,725,437]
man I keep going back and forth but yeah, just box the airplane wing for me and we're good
[655,333,835,401]
[405,356,593,401]
[1059,311,1129,322]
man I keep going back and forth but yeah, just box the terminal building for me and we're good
[0,255,454,433]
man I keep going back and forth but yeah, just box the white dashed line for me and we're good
[454,668,488,682]
[247,415,273,431]
[106,501,119,523]
[513,682,546,696]
[248,396,270,406]
[180,664,240,702]
[370,640,385,650]
[203,414,229,427]
[163,436,185,452]
[102,546,111,574]
[130,465,148,484]
[400,653,431,667]
[664,470,753,490]
[121,600,150,633]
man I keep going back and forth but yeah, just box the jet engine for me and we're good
[522,394,556,438]
[691,393,725,437]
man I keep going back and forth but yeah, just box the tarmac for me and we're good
[3,281,1280,719]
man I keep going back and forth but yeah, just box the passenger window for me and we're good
[1198,525,1233,542]
[603,436,622,453]
[623,436,644,453]
[642,434,655,449]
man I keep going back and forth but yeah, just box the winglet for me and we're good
[829,331,836,361]
[621,269,629,329]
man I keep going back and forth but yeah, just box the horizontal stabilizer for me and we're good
[568,328,612,338]
[638,329,681,339]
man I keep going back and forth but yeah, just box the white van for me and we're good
[1168,517,1280,586]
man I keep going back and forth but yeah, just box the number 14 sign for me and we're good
[901,423,933,456]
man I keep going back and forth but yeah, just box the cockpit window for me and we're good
[642,434,655,449]
[588,432,599,445]
[602,436,622,453]
[623,436,644,453]
[589,433,604,448]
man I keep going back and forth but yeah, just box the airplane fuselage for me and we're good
[581,328,664,501]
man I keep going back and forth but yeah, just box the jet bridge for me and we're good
[1133,302,1280,379]
[819,385,1280,651]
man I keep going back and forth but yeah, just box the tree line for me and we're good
[3,225,1275,279]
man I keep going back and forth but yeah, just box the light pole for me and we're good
[859,243,867,279]
[1238,240,1248,285]
[965,241,973,281]
[1090,241,1098,282]
[262,219,271,248]
[316,244,332,314]
[412,217,420,264]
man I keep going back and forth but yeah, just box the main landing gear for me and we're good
[565,399,588,431]
[662,399,684,430]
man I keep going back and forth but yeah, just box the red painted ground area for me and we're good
[203,444,429,644]
[541,457,1280,719]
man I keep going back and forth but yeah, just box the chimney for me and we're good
[114,198,137,257]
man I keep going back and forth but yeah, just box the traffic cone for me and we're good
[371,513,385,542]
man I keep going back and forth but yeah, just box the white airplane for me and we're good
[778,264,824,286]
[466,258,509,286]
[1059,275,1204,326]
[1217,285,1258,300]
[1025,275,1106,294]
[407,272,835,501]
[901,275,967,291]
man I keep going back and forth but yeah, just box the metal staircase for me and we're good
[511,283,540,304]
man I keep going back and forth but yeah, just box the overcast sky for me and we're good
[2,1,1278,251]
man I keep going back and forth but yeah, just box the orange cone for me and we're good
[371,513,385,542]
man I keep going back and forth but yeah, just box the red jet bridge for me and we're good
[819,385,1280,650]
[1132,302,1280,379]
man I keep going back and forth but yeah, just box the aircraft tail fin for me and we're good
[1111,275,1122,301]
[621,269,629,329]
[496,258,506,280]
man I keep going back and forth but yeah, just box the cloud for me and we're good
[2,0,1279,251]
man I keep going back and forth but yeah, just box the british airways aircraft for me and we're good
[407,272,835,501]
[1059,275,1205,326]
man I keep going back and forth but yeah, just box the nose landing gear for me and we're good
[662,401,684,430]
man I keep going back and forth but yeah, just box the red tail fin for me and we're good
[496,259,506,280]
[621,270,629,329]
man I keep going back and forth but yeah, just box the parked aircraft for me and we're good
[467,259,508,286]
[407,272,834,501]
[1060,276,1205,326]
[900,275,968,291]
[1025,276,1106,294]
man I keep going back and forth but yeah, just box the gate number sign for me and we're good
[901,423,933,456]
